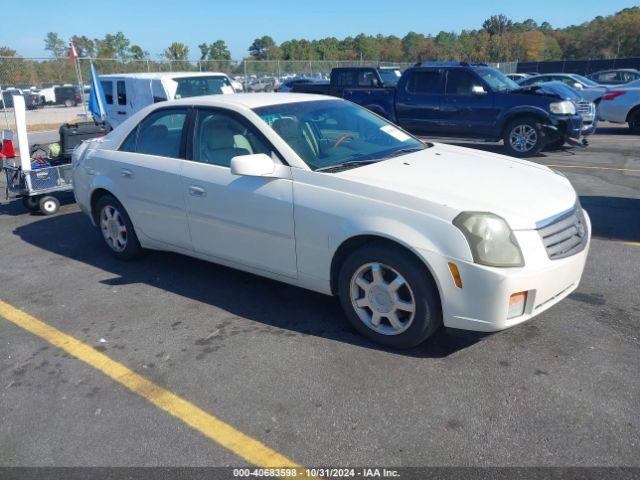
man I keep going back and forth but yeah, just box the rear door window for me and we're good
[406,71,444,94]
[121,108,188,158]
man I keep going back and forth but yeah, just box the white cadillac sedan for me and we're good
[73,93,590,348]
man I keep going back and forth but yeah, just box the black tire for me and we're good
[337,242,442,349]
[94,194,142,260]
[503,117,546,157]
[544,137,566,151]
[64,99,74,107]
[22,195,41,212]
[629,110,640,134]
[38,196,59,215]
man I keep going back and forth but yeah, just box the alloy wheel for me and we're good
[509,124,538,153]
[100,205,128,252]
[349,262,417,335]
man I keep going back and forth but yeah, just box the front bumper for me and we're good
[418,211,591,332]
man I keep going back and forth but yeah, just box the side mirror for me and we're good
[230,153,276,177]
[573,82,584,90]
[472,85,487,95]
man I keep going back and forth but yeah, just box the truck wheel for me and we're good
[338,242,442,349]
[64,99,74,107]
[503,118,545,157]
[95,194,142,260]
[39,196,60,215]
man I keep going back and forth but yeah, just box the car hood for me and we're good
[336,143,577,230]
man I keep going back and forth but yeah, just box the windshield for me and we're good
[378,69,402,85]
[254,100,426,171]
[174,76,233,98]
[476,67,520,91]
[572,75,600,87]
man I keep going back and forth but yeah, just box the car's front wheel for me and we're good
[338,242,442,349]
[95,194,142,260]
[503,117,545,157]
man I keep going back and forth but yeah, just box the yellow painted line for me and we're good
[620,241,640,247]
[544,163,640,173]
[0,298,306,473]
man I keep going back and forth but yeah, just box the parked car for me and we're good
[0,88,45,110]
[506,73,532,81]
[517,73,607,102]
[99,72,236,128]
[293,62,587,157]
[275,77,329,92]
[587,69,640,86]
[597,80,640,133]
[72,93,591,348]
[54,86,82,107]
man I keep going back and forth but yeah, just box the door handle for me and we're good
[117,111,126,115]
[189,185,206,197]
[120,168,133,178]
[84,166,96,175]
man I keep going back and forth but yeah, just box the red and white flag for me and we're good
[68,43,78,60]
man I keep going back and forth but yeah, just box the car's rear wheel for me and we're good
[64,99,74,107]
[95,194,142,260]
[629,110,640,134]
[503,117,546,157]
[338,242,442,349]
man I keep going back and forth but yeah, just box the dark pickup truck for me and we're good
[292,62,585,157]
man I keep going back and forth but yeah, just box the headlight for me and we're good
[453,212,524,267]
[549,100,576,115]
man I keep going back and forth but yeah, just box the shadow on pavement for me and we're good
[580,196,640,243]
[13,210,487,358]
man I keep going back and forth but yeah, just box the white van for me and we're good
[99,72,235,127]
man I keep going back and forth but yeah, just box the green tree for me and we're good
[198,43,210,60]
[70,35,95,57]
[129,45,148,60]
[249,36,277,60]
[209,40,231,60]
[44,32,67,57]
[482,14,513,36]
[0,46,17,56]
[164,42,189,60]
[401,32,427,61]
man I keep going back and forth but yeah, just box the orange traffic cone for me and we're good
[1,138,16,158]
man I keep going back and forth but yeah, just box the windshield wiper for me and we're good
[383,147,425,159]
[315,159,380,173]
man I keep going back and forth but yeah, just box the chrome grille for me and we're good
[576,100,595,118]
[537,207,588,260]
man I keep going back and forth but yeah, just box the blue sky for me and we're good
[1,0,636,59]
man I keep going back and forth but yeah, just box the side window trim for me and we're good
[188,106,287,166]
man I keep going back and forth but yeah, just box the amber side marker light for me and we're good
[508,291,528,319]
[448,262,463,288]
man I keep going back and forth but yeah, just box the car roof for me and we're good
[100,71,229,80]
[167,92,335,109]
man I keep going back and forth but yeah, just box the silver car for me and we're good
[518,73,607,103]
[597,79,640,133]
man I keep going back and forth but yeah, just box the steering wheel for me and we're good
[332,133,354,148]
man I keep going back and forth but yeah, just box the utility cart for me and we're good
[3,143,74,215]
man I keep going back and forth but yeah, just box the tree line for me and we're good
[1,7,639,86]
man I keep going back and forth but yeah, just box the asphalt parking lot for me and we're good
[0,123,638,468]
